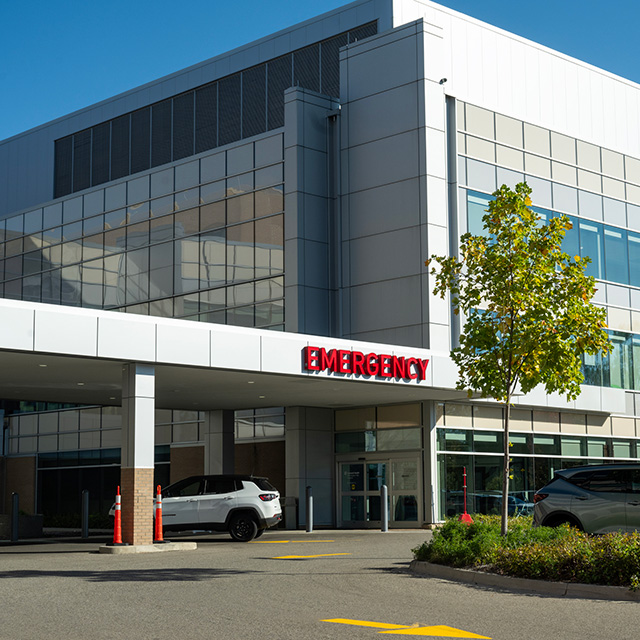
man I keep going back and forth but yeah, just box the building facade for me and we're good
[1,0,638,538]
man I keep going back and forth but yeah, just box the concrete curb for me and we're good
[409,560,640,602]
[99,542,197,554]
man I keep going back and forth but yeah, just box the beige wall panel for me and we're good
[587,414,612,436]
[533,410,560,432]
[560,412,586,434]
[445,403,472,428]
[473,405,503,429]
[510,408,532,431]
[611,417,635,437]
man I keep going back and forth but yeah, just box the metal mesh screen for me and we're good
[130,107,151,174]
[242,65,266,139]
[294,45,320,93]
[91,122,110,186]
[195,83,217,154]
[151,100,172,168]
[54,137,73,199]
[53,21,377,197]
[72,130,91,192]
[267,54,292,130]
[349,22,377,43]
[218,73,241,146]
[320,34,347,98]
[172,92,195,161]
[110,115,130,181]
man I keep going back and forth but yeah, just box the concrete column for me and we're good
[285,407,334,528]
[202,410,235,475]
[120,364,155,546]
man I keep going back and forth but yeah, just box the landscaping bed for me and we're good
[412,515,640,590]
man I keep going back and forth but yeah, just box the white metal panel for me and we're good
[0,304,34,351]
[156,323,211,366]
[34,309,98,357]
[97,316,157,362]
[211,330,261,371]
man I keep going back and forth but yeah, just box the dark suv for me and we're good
[534,464,640,533]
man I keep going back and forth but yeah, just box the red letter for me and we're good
[305,346,320,371]
[416,358,429,381]
[405,358,418,379]
[320,348,339,373]
[379,354,392,378]
[392,356,407,379]
[338,350,352,374]
[365,353,379,376]
[352,351,365,375]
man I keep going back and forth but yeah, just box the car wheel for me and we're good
[229,514,258,542]
[254,528,265,539]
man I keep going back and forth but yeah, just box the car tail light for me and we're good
[259,493,278,501]
[533,493,548,503]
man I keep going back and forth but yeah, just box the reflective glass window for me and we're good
[227,222,254,283]
[467,192,491,237]
[629,232,640,288]
[604,227,628,284]
[199,230,226,289]
[174,237,200,294]
[579,221,604,278]
[227,194,254,224]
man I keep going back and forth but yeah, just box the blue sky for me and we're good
[1,0,639,141]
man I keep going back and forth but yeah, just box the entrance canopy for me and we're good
[0,299,623,414]
[0,299,467,410]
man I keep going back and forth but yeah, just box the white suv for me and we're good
[111,475,282,541]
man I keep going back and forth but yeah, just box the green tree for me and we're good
[426,183,610,536]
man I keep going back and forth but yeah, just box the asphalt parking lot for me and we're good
[1,529,640,640]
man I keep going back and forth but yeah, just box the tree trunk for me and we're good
[500,399,511,536]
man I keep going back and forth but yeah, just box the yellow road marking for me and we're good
[273,553,351,559]
[323,619,410,630]
[380,625,490,638]
[322,619,491,638]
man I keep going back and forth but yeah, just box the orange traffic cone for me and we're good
[154,485,164,543]
[112,486,124,544]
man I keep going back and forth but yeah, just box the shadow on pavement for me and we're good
[0,567,261,582]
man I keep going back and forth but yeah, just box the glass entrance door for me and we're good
[339,458,421,527]
[339,462,387,526]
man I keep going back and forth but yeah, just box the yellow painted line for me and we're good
[273,553,351,559]
[379,625,491,638]
[323,619,410,630]
[321,619,491,638]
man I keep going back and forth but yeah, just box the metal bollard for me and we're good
[11,492,19,542]
[81,490,89,539]
[305,486,313,533]
[381,485,388,532]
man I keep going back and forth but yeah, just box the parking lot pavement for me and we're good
[2,529,640,640]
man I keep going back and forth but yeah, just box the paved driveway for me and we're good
[1,529,639,640]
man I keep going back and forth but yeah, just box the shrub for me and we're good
[412,516,640,588]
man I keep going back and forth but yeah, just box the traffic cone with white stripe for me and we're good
[112,486,124,544]
[154,485,164,543]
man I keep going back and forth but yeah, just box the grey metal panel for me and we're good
[348,178,420,239]
[349,275,423,333]
[346,83,418,147]
[349,226,422,286]
[347,130,420,193]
